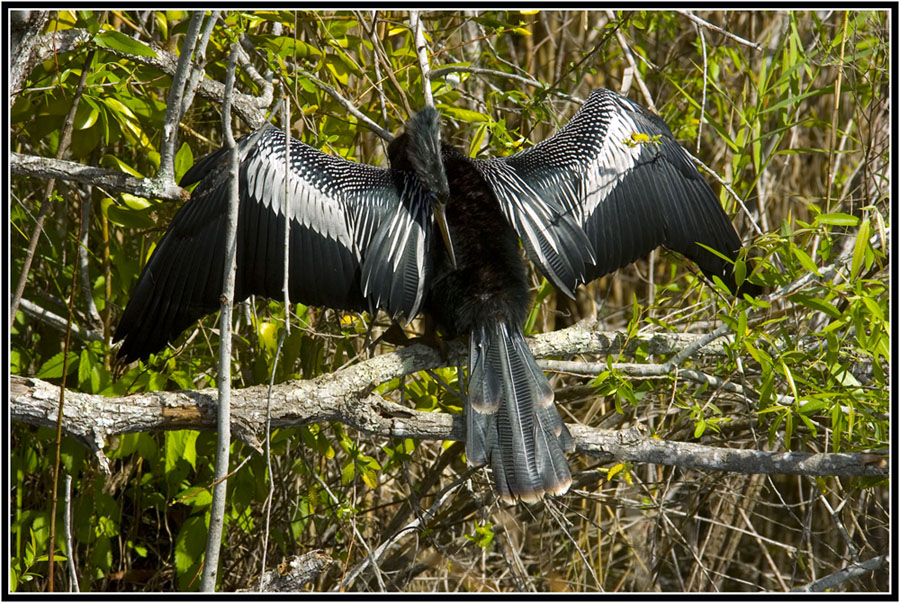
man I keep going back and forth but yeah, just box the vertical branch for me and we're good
[605,10,656,111]
[360,11,390,127]
[199,41,241,593]
[156,11,206,187]
[258,92,293,587]
[10,10,51,105]
[281,94,292,323]
[78,185,102,330]
[692,16,708,155]
[37,47,96,590]
[825,11,849,214]
[410,11,434,108]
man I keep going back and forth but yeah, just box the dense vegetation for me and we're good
[10,10,890,592]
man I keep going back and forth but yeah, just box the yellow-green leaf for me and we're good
[815,212,859,227]
[850,217,870,281]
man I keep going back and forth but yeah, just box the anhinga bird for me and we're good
[115,88,759,502]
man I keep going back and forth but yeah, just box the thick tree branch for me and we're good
[11,324,887,482]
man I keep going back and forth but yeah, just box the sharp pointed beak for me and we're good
[434,200,457,269]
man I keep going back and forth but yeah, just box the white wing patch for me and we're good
[580,101,648,218]
[243,136,355,250]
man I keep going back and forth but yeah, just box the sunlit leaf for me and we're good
[95,30,158,57]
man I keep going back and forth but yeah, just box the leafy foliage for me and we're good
[10,9,890,593]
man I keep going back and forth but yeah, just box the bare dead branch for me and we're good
[676,11,763,51]
[791,555,888,592]
[17,298,103,343]
[571,424,886,480]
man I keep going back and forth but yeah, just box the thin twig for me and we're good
[77,186,102,330]
[296,69,393,141]
[676,11,763,50]
[63,474,79,592]
[180,11,220,117]
[259,92,294,590]
[605,11,656,111]
[47,194,87,592]
[314,472,387,591]
[336,475,467,591]
[736,506,788,591]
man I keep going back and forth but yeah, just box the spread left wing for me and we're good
[114,124,432,362]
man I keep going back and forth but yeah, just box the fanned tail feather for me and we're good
[467,322,573,502]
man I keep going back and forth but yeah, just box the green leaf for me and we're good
[74,99,100,130]
[736,308,748,338]
[468,122,489,157]
[174,142,194,182]
[106,203,157,230]
[121,192,153,211]
[733,258,747,290]
[177,485,213,509]
[102,96,140,122]
[36,352,77,379]
[166,430,199,473]
[798,397,829,415]
[436,104,490,123]
[78,348,92,387]
[790,294,841,319]
[341,461,355,485]
[174,515,207,590]
[128,540,149,558]
[100,153,144,178]
[694,419,707,438]
[95,30,158,57]
[790,246,821,276]
[860,296,885,322]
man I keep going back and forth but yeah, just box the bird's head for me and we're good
[402,106,450,200]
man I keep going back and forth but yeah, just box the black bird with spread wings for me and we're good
[115,89,759,502]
